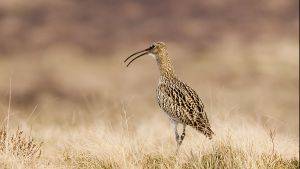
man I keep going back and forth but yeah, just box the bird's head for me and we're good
[124,42,167,67]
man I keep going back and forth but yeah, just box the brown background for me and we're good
[0,0,298,137]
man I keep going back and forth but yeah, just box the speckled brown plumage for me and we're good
[157,75,214,139]
[125,42,214,148]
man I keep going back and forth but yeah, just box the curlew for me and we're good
[124,42,214,149]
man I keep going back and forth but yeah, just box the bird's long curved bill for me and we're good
[124,47,151,67]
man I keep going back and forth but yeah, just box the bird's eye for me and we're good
[150,45,155,49]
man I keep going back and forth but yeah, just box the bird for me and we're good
[124,42,214,149]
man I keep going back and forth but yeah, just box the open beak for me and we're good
[124,46,152,67]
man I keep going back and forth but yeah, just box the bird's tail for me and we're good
[195,111,214,139]
[195,125,214,140]
[204,127,214,140]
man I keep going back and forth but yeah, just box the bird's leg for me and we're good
[173,122,182,154]
[178,124,186,146]
[172,121,180,146]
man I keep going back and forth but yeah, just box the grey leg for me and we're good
[178,124,186,146]
[172,121,180,146]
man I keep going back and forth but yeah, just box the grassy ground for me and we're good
[0,116,298,168]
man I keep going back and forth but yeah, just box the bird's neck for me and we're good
[155,51,176,78]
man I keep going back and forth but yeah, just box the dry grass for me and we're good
[1,111,298,168]
[0,110,298,168]
[0,127,42,168]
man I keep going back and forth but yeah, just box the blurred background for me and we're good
[0,0,298,136]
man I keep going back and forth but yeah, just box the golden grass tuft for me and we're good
[198,141,247,168]
[141,154,177,169]
[62,149,119,169]
[0,127,42,165]
[257,153,299,169]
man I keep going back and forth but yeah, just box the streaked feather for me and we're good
[157,75,214,139]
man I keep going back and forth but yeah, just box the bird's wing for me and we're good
[157,80,213,138]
